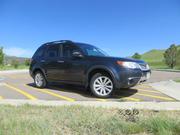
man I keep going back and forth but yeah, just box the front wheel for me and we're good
[34,71,47,88]
[90,73,114,98]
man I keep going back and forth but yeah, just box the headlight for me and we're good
[117,61,140,69]
[146,64,150,70]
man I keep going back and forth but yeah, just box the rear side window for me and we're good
[47,45,59,58]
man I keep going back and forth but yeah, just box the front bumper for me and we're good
[139,70,151,83]
[115,68,151,89]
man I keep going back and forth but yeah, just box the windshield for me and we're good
[77,43,108,57]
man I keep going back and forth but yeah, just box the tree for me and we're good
[164,44,178,69]
[11,59,19,69]
[177,49,180,68]
[132,53,141,59]
[0,47,4,65]
[25,59,31,66]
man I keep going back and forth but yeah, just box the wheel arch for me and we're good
[32,67,46,78]
[86,65,116,88]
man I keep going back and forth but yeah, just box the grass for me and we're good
[0,65,29,71]
[174,78,180,83]
[0,105,180,135]
[146,61,168,69]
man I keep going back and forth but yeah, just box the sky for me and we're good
[0,0,180,58]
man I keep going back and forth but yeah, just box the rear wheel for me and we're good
[34,71,47,88]
[90,73,114,98]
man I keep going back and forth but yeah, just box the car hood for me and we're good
[87,56,146,64]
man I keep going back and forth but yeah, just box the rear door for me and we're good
[44,44,63,81]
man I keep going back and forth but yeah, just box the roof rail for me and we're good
[44,40,73,45]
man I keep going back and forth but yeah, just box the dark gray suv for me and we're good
[30,40,151,98]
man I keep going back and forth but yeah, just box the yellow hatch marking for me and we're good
[4,83,37,100]
[24,84,75,102]
[136,93,174,101]
[120,96,141,101]
[137,88,161,94]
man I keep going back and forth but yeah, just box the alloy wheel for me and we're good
[35,73,44,87]
[93,76,113,96]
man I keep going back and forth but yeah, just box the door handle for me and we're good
[57,60,64,63]
[41,60,45,63]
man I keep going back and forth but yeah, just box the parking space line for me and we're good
[120,90,175,101]
[120,96,141,101]
[138,84,151,88]
[136,93,174,101]
[51,86,106,102]
[24,85,75,102]
[137,88,161,94]
[4,83,37,100]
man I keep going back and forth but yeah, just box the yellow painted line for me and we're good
[4,83,37,100]
[120,96,141,101]
[24,85,75,102]
[138,84,151,88]
[0,96,3,99]
[96,98,107,102]
[136,93,174,101]
[121,89,174,101]
[51,85,105,102]
[137,88,161,94]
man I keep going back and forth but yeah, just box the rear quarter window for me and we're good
[33,46,45,58]
[46,45,59,58]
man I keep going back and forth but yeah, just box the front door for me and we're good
[61,44,86,84]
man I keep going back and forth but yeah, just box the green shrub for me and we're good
[11,59,19,69]
[24,59,31,66]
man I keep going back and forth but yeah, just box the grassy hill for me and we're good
[141,49,167,69]
[4,55,28,65]
[0,55,29,70]
[141,45,180,69]
[141,49,165,62]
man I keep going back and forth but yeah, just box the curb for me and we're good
[0,100,180,110]
[150,80,180,101]
[153,69,180,73]
[0,69,28,74]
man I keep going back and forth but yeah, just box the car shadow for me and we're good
[27,83,138,100]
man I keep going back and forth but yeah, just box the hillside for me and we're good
[4,55,28,65]
[141,45,180,69]
[141,49,165,62]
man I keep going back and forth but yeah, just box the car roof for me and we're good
[42,40,93,47]
[43,40,73,45]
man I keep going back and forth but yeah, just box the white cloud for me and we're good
[4,47,34,57]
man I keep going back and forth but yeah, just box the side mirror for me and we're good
[72,51,83,58]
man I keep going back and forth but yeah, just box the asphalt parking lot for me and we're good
[0,70,179,102]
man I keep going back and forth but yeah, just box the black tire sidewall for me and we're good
[90,73,114,98]
[34,71,47,88]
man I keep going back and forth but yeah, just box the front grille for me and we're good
[139,63,149,70]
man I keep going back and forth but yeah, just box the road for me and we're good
[0,70,179,102]
[147,70,180,83]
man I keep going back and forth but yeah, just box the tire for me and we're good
[90,73,114,98]
[34,71,47,88]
